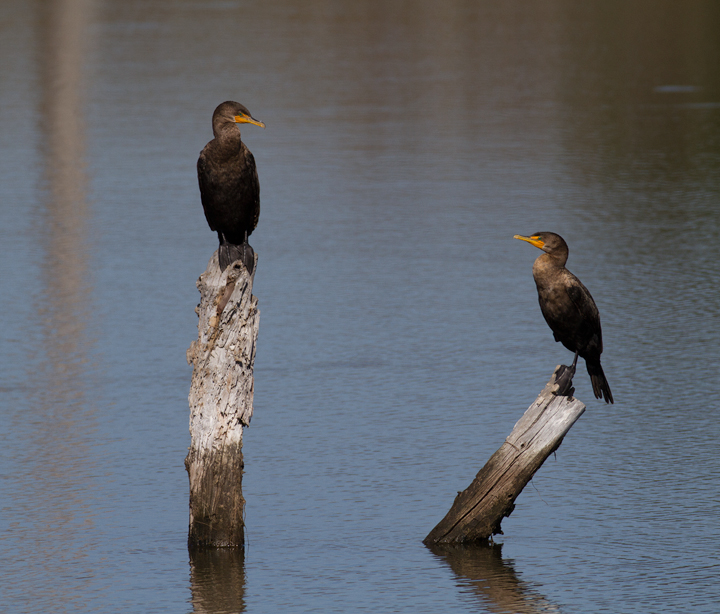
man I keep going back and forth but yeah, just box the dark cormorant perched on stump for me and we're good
[514,232,614,404]
[198,101,265,273]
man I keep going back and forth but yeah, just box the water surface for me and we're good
[1,1,720,612]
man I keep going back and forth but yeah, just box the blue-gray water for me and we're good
[2,1,720,612]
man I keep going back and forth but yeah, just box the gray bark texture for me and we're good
[424,367,586,544]
[185,252,259,548]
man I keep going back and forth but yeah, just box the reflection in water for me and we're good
[552,1,720,406]
[189,548,246,614]
[428,543,560,614]
[40,0,94,291]
[557,2,720,184]
[27,0,97,606]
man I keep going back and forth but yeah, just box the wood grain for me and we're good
[424,367,585,544]
[185,252,259,547]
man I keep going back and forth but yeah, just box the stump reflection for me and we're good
[427,543,559,614]
[189,547,246,614]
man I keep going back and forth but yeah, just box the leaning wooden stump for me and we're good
[185,252,259,548]
[424,367,585,544]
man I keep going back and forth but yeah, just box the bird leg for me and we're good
[241,231,255,275]
[553,351,578,398]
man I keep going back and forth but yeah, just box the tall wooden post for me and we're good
[185,253,259,548]
[424,367,585,544]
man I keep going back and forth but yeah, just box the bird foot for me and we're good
[240,242,255,275]
[218,241,255,274]
[553,364,576,398]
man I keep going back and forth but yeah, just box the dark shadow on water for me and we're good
[427,542,560,614]
[189,548,246,614]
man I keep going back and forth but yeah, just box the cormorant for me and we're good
[514,232,613,404]
[197,101,265,273]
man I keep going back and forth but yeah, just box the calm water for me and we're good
[2,1,720,612]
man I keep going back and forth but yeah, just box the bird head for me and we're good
[212,101,265,135]
[513,232,568,256]
[232,105,265,128]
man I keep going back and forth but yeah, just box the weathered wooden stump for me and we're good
[185,252,259,548]
[424,367,585,544]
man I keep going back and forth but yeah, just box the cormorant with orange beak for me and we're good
[198,101,265,273]
[514,232,613,404]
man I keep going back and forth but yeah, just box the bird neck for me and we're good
[533,251,567,277]
[212,119,242,142]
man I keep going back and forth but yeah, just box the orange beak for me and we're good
[234,113,266,128]
[513,234,545,249]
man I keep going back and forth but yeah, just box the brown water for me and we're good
[2,1,720,612]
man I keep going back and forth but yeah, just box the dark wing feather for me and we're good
[196,152,217,231]
[565,279,603,356]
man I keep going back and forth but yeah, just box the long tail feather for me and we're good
[586,360,614,404]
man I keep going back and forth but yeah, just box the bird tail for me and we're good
[586,360,614,404]
[218,241,255,274]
